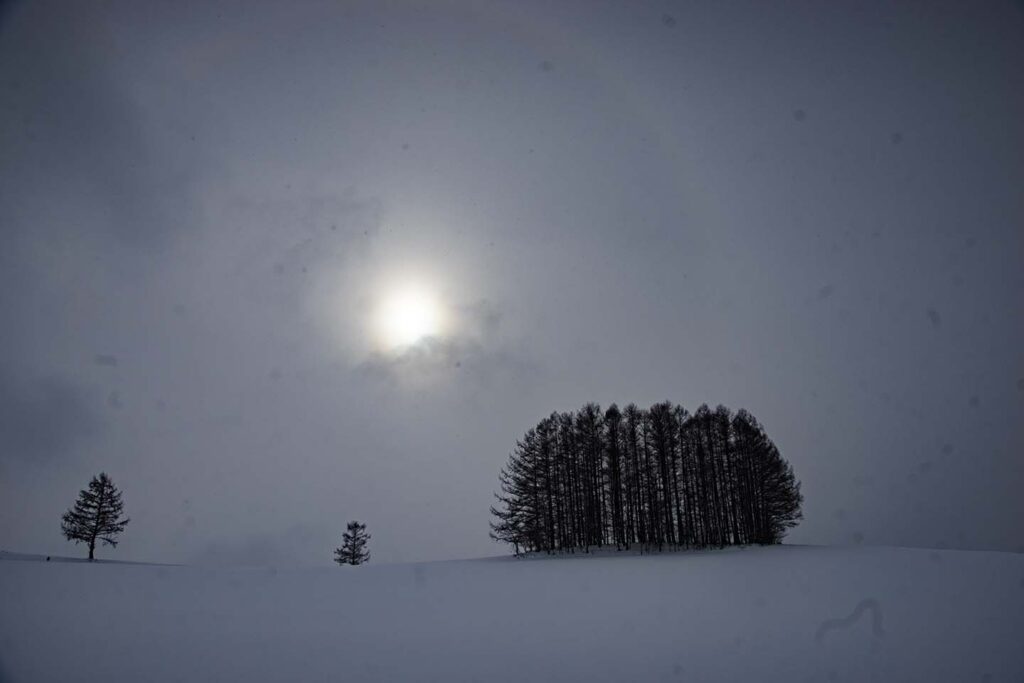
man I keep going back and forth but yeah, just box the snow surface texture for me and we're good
[2,545,1022,682]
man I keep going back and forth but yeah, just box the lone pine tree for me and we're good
[61,472,130,561]
[334,521,371,565]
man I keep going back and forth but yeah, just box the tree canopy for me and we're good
[61,472,130,561]
[334,521,371,565]
[490,402,802,554]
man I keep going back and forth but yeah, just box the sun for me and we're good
[375,286,443,349]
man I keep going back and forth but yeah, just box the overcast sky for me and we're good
[1,0,1022,565]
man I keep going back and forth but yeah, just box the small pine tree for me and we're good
[334,521,370,565]
[61,472,130,561]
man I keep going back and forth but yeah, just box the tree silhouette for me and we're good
[334,521,371,565]
[489,402,803,554]
[61,472,130,561]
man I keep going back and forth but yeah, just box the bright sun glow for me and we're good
[376,286,442,349]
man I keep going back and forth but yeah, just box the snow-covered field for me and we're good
[2,545,1022,682]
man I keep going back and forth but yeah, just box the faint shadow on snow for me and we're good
[815,598,885,643]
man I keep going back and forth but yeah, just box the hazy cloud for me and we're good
[1,0,1021,564]
[0,368,100,463]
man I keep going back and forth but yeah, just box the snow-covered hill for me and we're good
[0,550,169,565]
[2,545,1022,682]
